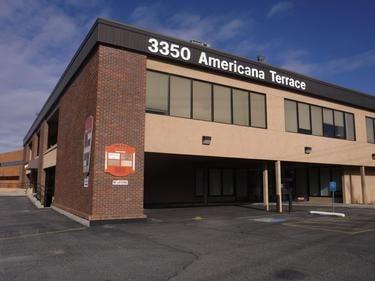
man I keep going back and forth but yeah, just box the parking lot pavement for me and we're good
[0,197,84,240]
[1,197,375,281]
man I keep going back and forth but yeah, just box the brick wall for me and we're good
[0,149,23,188]
[90,45,146,220]
[37,121,48,203]
[53,48,99,219]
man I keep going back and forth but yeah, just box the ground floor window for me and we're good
[293,166,342,198]
[195,167,254,199]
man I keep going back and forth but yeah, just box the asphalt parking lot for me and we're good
[1,197,375,281]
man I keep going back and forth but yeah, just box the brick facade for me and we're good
[90,45,146,220]
[37,121,48,203]
[53,48,99,219]
[0,149,23,188]
[52,45,146,221]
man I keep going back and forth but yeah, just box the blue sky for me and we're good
[0,0,374,152]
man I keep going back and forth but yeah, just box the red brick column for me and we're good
[37,121,48,204]
[91,46,146,220]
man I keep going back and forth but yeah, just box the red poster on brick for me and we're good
[105,144,136,177]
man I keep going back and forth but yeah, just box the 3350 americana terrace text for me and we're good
[148,37,307,90]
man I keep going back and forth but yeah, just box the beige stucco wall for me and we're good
[365,168,375,204]
[343,167,362,204]
[43,145,57,169]
[145,59,375,168]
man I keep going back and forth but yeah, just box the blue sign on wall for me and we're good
[329,181,337,192]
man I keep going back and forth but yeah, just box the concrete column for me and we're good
[360,166,367,204]
[263,163,269,211]
[275,160,282,213]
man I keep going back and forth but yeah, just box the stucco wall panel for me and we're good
[146,60,375,167]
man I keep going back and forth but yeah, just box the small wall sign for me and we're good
[83,115,94,188]
[112,180,129,186]
[105,144,136,177]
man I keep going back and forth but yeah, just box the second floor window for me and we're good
[284,99,356,141]
[146,71,267,129]
[366,117,375,143]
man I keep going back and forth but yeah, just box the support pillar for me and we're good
[263,163,269,211]
[275,160,282,213]
[360,166,367,204]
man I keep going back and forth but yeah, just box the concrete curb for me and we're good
[310,210,346,217]
[51,206,90,227]
[27,195,44,208]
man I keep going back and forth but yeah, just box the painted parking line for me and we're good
[252,217,287,223]
[283,219,375,235]
[0,227,86,241]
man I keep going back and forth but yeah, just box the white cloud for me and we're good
[128,4,272,60]
[267,1,294,18]
[279,48,375,77]
[129,4,252,47]
[0,0,108,152]
[325,49,375,74]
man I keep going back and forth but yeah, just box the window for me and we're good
[284,99,355,141]
[308,168,320,196]
[345,113,355,141]
[320,167,330,196]
[298,103,311,134]
[0,160,23,167]
[222,169,234,195]
[250,93,266,128]
[334,110,345,139]
[366,117,375,144]
[307,166,342,197]
[170,76,191,118]
[146,71,168,114]
[213,85,231,123]
[285,100,298,132]
[47,110,59,148]
[146,71,266,129]
[0,176,19,181]
[195,168,205,196]
[235,169,248,198]
[233,89,249,126]
[311,106,323,136]
[209,168,221,196]
[36,132,40,156]
[331,167,342,192]
[193,81,212,121]
[323,109,334,137]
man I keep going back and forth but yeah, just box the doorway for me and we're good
[44,167,56,207]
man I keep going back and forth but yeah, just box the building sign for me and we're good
[83,116,94,187]
[105,144,135,177]
[146,37,307,91]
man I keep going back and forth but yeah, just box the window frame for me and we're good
[284,98,356,141]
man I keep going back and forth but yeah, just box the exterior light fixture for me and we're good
[304,147,312,154]
[372,154,375,160]
[202,136,212,145]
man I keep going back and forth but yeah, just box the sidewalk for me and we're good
[0,188,26,196]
